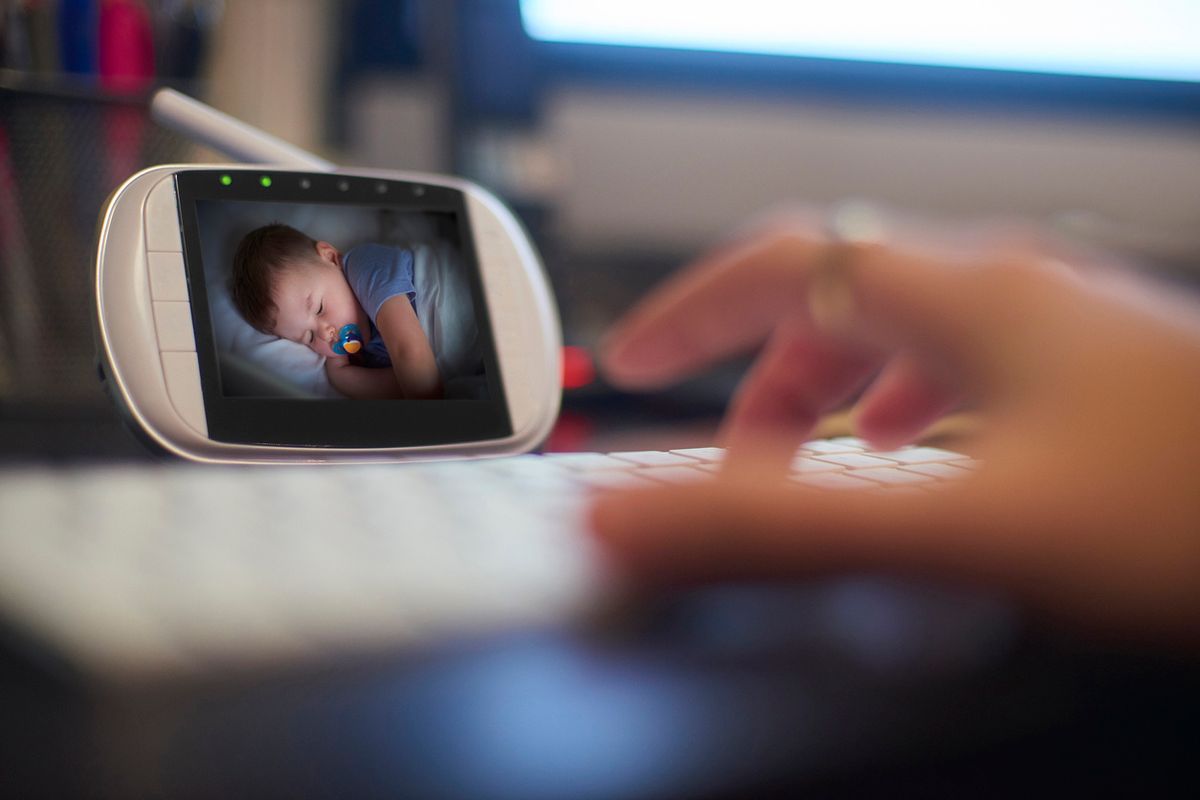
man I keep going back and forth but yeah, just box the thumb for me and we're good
[588,475,1008,588]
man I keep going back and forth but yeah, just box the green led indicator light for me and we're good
[260,176,272,188]
[219,174,232,186]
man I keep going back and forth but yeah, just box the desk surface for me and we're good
[3,605,1198,800]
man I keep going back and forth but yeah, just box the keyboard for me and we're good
[0,439,976,681]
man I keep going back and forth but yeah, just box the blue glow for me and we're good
[521,0,1200,84]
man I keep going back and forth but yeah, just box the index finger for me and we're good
[600,227,827,389]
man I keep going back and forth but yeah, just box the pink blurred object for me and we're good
[99,0,156,188]
[99,0,155,91]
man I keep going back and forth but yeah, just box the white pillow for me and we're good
[207,280,343,398]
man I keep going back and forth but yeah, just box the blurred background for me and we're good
[2,0,1198,456]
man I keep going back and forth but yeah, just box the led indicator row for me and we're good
[216,174,407,194]
[218,174,272,187]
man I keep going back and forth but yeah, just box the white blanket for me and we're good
[412,241,483,387]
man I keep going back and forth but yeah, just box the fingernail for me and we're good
[598,326,643,364]
[603,333,683,384]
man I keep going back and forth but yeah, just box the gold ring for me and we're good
[807,201,886,333]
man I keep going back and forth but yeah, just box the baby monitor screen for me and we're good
[175,170,512,448]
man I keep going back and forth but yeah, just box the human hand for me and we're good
[591,209,1200,644]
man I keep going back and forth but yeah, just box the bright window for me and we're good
[521,0,1200,83]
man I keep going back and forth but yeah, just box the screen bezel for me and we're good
[175,168,513,448]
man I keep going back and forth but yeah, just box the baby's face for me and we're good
[271,243,369,358]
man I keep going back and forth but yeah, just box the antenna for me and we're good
[150,88,336,171]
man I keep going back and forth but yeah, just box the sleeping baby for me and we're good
[229,223,444,399]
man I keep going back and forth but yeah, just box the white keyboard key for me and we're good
[147,556,309,660]
[791,456,844,473]
[573,470,657,489]
[799,439,865,455]
[42,570,191,675]
[479,454,561,476]
[489,455,548,470]
[639,465,711,485]
[485,463,575,490]
[811,453,898,470]
[1,473,69,540]
[903,462,974,480]
[541,452,631,471]
[608,451,704,467]
[795,472,879,491]
[871,447,971,465]
[850,467,936,486]
[668,447,726,463]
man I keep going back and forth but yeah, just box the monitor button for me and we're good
[144,176,183,252]
[161,351,207,435]
[153,301,196,351]
[148,251,189,301]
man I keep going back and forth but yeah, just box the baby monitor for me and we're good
[94,164,561,463]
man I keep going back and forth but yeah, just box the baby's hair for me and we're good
[229,223,320,334]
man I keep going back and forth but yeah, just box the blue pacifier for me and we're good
[332,323,363,355]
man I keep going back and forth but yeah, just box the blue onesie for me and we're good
[342,243,417,369]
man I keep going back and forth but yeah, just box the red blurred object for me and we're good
[561,345,595,390]
[99,0,155,92]
[543,410,595,452]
